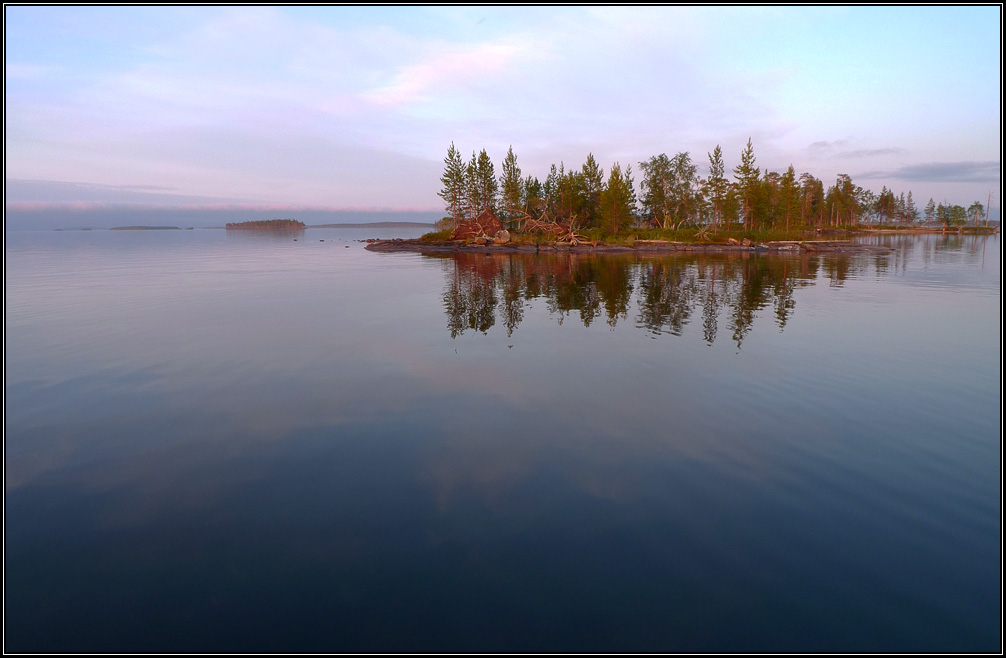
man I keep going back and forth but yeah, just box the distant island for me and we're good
[225,219,305,230]
[110,227,183,232]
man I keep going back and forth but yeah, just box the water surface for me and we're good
[5,228,1001,652]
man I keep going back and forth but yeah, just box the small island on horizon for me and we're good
[225,219,306,231]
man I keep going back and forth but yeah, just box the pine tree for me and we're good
[706,146,728,230]
[733,138,760,230]
[780,165,799,231]
[499,146,523,228]
[599,162,636,234]
[438,142,466,226]
[924,198,936,224]
[466,149,498,216]
[799,173,824,225]
[580,153,605,227]
[906,191,918,224]
[522,175,544,217]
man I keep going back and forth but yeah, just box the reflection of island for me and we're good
[440,252,865,347]
[225,219,305,230]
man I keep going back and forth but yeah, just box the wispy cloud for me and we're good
[806,140,850,155]
[857,161,1000,183]
[363,41,525,108]
[837,148,905,158]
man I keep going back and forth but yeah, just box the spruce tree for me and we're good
[500,146,523,228]
[706,146,727,230]
[733,138,760,230]
[924,198,936,224]
[438,142,466,226]
[599,162,636,234]
[580,153,605,227]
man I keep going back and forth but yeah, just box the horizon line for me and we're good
[5,201,444,213]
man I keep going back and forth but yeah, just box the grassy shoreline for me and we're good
[420,224,998,247]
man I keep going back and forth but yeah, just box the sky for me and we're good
[5,6,1002,224]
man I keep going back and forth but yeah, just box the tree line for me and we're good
[438,141,989,233]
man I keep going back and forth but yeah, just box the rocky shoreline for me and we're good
[364,238,894,254]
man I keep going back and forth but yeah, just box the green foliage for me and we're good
[599,162,636,234]
[779,165,800,231]
[967,200,986,225]
[640,153,704,228]
[435,140,956,240]
[580,153,604,227]
[937,202,968,227]
[465,149,499,218]
[420,228,454,242]
[439,142,466,226]
[639,153,672,228]
[906,191,919,223]
[523,175,544,218]
[799,173,825,225]
[733,138,760,230]
[666,152,700,228]
[924,198,936,224]
[824,174,861,226]
[706,146,728,228]
[499,145,523,226]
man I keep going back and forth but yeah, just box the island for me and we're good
[367,141,997,255]
[225,219,305,230]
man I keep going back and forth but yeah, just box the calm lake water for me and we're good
[5,228,1001,652]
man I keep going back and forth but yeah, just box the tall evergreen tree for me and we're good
[499,146,524,228]
[799,173,824,225]
[438,142,466,226]
[466,149,498,216]
[733,138,760,230]
[827,174,859,226]
[599,162,636,234]
[523,175,544,217]
[924,198,936,224]
[557,166,586,225]
[580,153,605,227]
[543,163,561,219]
[780,165,800,231]
[706,145,728,230]
[906,191,918,223]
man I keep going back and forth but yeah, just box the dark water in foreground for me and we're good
[5,229,1001,652]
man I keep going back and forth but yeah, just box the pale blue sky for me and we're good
[5,6,1001,215]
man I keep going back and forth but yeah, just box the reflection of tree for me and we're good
[636,261,695,336]
[501,276,523,337]
[698,262,723,345]
[820,255,852,287]
[443,254,500,337]
[438,251,856,345]
[730,259,768,348]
